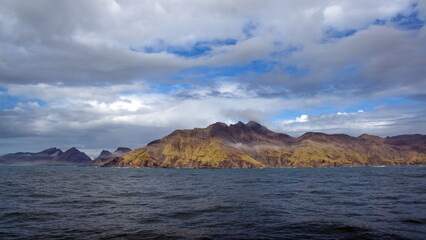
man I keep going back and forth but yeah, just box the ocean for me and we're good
[0,166,425,239]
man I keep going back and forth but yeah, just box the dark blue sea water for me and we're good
[0,166,425,240]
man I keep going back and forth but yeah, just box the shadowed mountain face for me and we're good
[0,147,90,165]
[93,147,132,163]
[101,121,426,168]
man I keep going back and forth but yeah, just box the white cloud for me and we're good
[278,108,425,137]
[322,1,412,30]
[0,0,425,154]
[282,114,309,124]
[5,82,148,103]
[0,0,420,85]
[323,5,344,26]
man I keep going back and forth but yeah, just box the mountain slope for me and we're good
[101,121,426,168]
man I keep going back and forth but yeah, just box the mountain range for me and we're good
[1,121,425,168]
[100,121,426,168]
[0,147,91,165]
[0,146,133,166]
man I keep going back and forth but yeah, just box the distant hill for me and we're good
[93,147,131,164]
[100,121,426,168]
[0,147,91,166]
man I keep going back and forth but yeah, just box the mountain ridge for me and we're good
[100,121,426,168]
[0,147,91,165]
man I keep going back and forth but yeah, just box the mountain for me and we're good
[94,150,113,162]
[100,121,426,168]
[55,147,91,164]
[0,147,91,165]
[93,147,132,163]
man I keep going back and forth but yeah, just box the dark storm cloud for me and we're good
[0,0,195,85]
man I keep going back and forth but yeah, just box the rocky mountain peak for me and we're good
[99,150,112,156]
[67,147,79,152]
[207,122,229,132]
[246,120,261,128]
[56,147,91,163]
[207,122,232,139]
[93,150,113,163]
[232,121,246,128]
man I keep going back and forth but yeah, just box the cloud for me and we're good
[0,0,425,155]
[278,107,426,137]
[282,114,310,124]
[0,0,420,86]
[0,81,286,154]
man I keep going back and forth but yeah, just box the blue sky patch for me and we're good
[168,39,237,57]
[0,89,45,110]
[177,60,277,83]
[282,65,309,78]
[373,4,424,30]
[131,39,238,58]
[373,19,387,26]
[167,43,211,57]
[242,21,258,38]
[149,83,192,94]
[271,45,302,58]
[391,11,424,30]
[323,28,357,41]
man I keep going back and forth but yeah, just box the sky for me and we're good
[0,0,425,157]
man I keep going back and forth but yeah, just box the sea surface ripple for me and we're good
[0,166,425,239]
